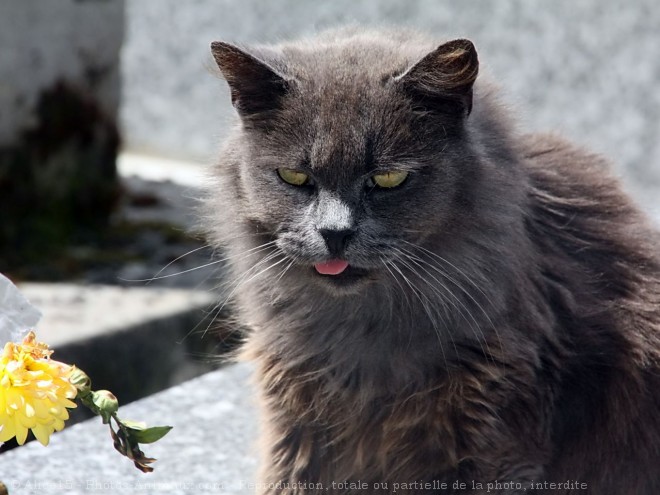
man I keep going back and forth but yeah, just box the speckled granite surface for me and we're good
[120,0,660,214]
[0,363,258,495]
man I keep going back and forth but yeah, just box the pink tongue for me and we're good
[314,259,349,275]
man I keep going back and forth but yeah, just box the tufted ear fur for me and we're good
[397,39,479,116]
[211,41,290,118]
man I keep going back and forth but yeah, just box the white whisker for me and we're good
[200,251,287,338]
[140,244,213,285]
[394,247,489,360]
[386,257,450,372]
[180,245,280,342]
[400,241,505,366]
[120,240,277,283]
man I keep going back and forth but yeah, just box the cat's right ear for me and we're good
[211,41,290,117]
[396,39,479,116]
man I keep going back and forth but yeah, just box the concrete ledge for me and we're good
[117,152,207,189]
[19,284,214,348]
[0,363,258,494]
[15,284,225,424]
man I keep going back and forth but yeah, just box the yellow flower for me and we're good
[0,331,77,446]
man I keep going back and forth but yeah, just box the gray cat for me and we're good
[204,28,660,494]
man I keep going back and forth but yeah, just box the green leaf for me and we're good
[121,419,147,431]
[127,425,173,444]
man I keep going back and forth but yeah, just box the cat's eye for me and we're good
[277,168,310,186]
[370,171,409,189]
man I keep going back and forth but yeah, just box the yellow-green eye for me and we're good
[277,168,310,186]
[372,171,408,188]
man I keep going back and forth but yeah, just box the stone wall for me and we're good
[120,0,660,213]
[0,1,124,270]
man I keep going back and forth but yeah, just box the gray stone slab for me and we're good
[0,363,258,495]
[18,284,215,348]
[9,283,228,427]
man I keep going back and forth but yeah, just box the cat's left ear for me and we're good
[396,39,479,116]
[211,41,290,117]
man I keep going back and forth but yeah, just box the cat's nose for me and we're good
[318,228,354,256]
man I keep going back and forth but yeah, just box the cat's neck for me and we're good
[239,261,528,397]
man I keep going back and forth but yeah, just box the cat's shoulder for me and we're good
[518,132,636,210]
[519,133,613,180]
[519,132,660,260]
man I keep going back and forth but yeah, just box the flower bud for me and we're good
[68,367,92,394]
[91,390,119,423]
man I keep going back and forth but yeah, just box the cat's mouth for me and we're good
[314,259,349,275]
[312,259,369,285]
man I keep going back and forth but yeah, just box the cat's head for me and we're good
[210,34,485,295]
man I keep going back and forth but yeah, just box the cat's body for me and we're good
[205,29,660,494]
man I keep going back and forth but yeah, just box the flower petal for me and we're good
[14,417,28,445]
[0,335,77,446]
[0,421,16,442]
[32,423,53,446]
